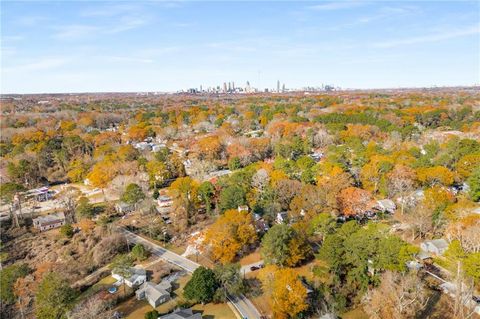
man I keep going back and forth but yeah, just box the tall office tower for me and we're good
[282,83,285,93]
[200,85,203,92]
[246,81,251,93]
[232,82,235,91]
[277,80,280,93]
[223,82,227,93]
[228,82,231,92]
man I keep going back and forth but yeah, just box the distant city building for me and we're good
[277,80,280,93]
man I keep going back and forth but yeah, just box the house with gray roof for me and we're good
[136,280,172,307]
[33,212,66,231]
[420,239,449,256]
[159,308,202,319]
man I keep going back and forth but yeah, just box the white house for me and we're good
[136,280,172,307]
[112,267,147,288]
[420,239,449,256]
[33,212,66,232]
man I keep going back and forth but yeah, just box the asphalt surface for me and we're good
[120,228,262,319]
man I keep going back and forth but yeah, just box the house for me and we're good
[136,280,172,307]
[115,202,135,214]
[420,239,449,256]
[112,267,147,287]
[25,187,55,202]
[158,195,173,208]
[374,199,396,214]
[276,212,288,224]
[159,308,202,319]
[134,142,152,151]
[33,212,66,231]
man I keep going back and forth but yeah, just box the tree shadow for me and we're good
[416,290,441,319]
[192,309,214,319]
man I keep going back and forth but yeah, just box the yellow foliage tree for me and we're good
[204,209,257,264]
[417,166,455,186]
[259,265,308,319]
[456,154,480,179]
[87,160,115,190]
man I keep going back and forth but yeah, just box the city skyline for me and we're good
[1,1,479,94]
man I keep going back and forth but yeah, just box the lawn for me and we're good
[78,275,122,300]
[116,273,236,319]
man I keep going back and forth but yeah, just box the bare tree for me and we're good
[404,202,434,240]
[363,271,429,319]
[446,262,478,319]
[68,294,114,319]
[57,186,81,223]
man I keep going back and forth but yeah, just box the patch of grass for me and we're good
[341,307,369,319]
[191,302,237,319]
[77,275,117,300]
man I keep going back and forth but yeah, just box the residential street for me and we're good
[119,228,263,319]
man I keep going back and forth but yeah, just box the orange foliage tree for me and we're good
[337,187,373,217]
[203,209,257,264]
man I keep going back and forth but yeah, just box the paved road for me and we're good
[120,228,262,319]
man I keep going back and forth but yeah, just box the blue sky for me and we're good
[1,1,479,93]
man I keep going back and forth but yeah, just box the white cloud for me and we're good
[106,56,154,64]
[3,57,70,73]
[374,24,480,48]
[80,4,139,17]
[53,25,100,39]
[308,1,367,11]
